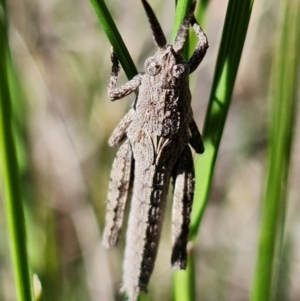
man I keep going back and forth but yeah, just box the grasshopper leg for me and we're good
[189,118,204,154]
[188,17,209,74]
[103,140,134,248]
[108,49,142,101]
[108,108,134,147]
[171,146,194,269]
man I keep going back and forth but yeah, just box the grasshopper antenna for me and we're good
[141,0,167,49]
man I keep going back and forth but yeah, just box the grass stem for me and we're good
[250,1,300,300]
[0,1,34,301]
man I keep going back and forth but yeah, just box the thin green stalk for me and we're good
[191,0,255,238]
[173,0,254,300]
[0,1,34,301]
[250,1,300,300]
[195,0,209,25]
[89,0,137,79]
[172,244,195,301]
[171,1,201,299]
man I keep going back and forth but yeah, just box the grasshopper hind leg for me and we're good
[171,146,195,269]
[103,140,134,248]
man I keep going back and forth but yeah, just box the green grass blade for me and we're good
[89,0,138,79]
[173,1,254,300]
[190,0,255,238]
[195,0,209,25]
[250,1,300,300]
[172,1,205,299]
[172,245,195,301]
[0,2,34,301]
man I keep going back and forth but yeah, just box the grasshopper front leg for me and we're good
[171,145,195,269]
[108,49,143,101]
[103,140,134,248]
[188,17,209,74]
[108,108,134,147]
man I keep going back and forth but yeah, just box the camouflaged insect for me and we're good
[103,0,208,300]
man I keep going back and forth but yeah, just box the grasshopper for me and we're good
[103,1,208,300]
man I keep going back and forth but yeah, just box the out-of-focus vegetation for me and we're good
[0,0,299,301]
[1,0,34,300]
[251,1,300,300]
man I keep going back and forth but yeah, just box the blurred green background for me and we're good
[0,0,299,300]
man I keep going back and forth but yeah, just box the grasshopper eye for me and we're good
[172,64,186,78]
[145,57,161,76]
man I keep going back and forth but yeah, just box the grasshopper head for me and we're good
[141,0,196,86]
[144,46,189,87]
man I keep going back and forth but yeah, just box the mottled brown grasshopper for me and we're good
[103,0,208,300]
